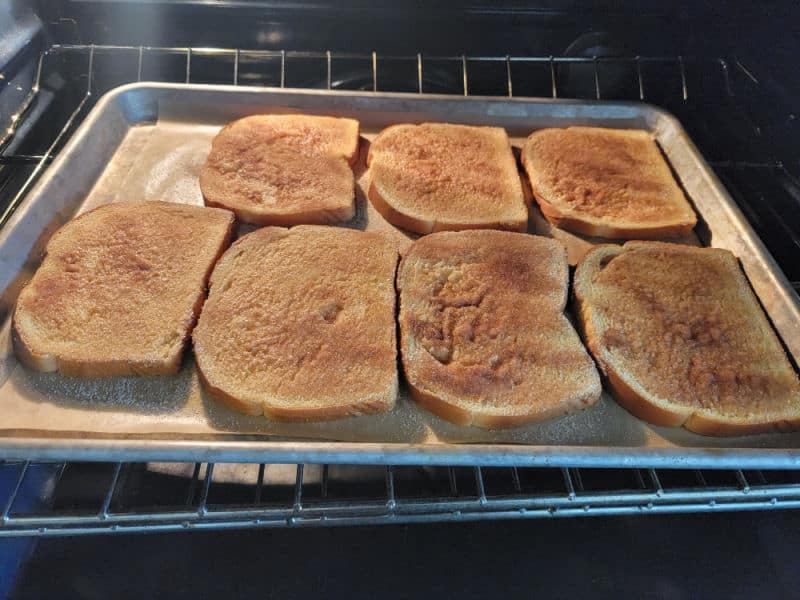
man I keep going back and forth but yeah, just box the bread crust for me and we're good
[406,377,597,430]
[202,195,354,227]
[532,194,695,239]
[13,202,234,377]
[398,230,601,429]
[367,179,527,235]
[574,241,800,436]
[13,289,209,377]
[522,127,697,239]
[367,123,528,234]
[197,361,396,421]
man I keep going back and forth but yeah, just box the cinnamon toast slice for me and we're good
[397,230,601,429]
[200,114,360,226]
[521,127,696,239]
[13,201,234,376]
[193,225,399,421]
[574,241,800,435]
[367,123,528,234]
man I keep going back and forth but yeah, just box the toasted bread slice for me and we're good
[367,123,528,234]
[193,225,399,421]
[13,202,234,377]
[200,114,360,226]
[521,127,697,239]
[397,230,601,429]
[574,241,800,435]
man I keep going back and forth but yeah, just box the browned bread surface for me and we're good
[367,123,528,234]
[397,230,601,429]
[574,241,800,435]
[200,114,360,226]
[193,225,399,421]
[13,201,234,376]
[521,127,697,239]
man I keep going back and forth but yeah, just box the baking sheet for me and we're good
[0,83,798,467]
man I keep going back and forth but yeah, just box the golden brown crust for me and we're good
[11,322,57,373]
[398,230,601,429]
[684,411,800,436]
[368,179,527,235]
[367,123,528,234]
[195,362,268,417]
[200,114,360,226]
[193,225,399,421]
[406,378,593,430]
[366,182,435,234]
[405,383,473,427]
[603,363,691,428]
[522,127,697,239]
[574,241,800,436]
[199,359,396,422]
[535,201,696,240]
[12,202,235,377]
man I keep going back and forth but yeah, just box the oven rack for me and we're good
[1,45,799,535]
[2,461,800,537]
[0,46,773,164]
[2,44,798,287]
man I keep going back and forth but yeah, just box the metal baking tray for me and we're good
[0,83,798,468]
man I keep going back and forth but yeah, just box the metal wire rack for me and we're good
[1,44,800,535]
[2,461,800,537]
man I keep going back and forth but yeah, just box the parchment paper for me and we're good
[0,119,792,450]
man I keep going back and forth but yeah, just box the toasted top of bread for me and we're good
[367,123,528,234]
[574,241,800,435]
[397,230,601,429]
[200,114,360,226]
[13,201,234,377]
[521,127,697,239]
[193,225,399,421]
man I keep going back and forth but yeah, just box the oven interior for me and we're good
[0,0,799,558]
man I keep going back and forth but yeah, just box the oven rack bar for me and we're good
[0,461,798,537]
[43,43,715,99]
[0,46,742,160]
